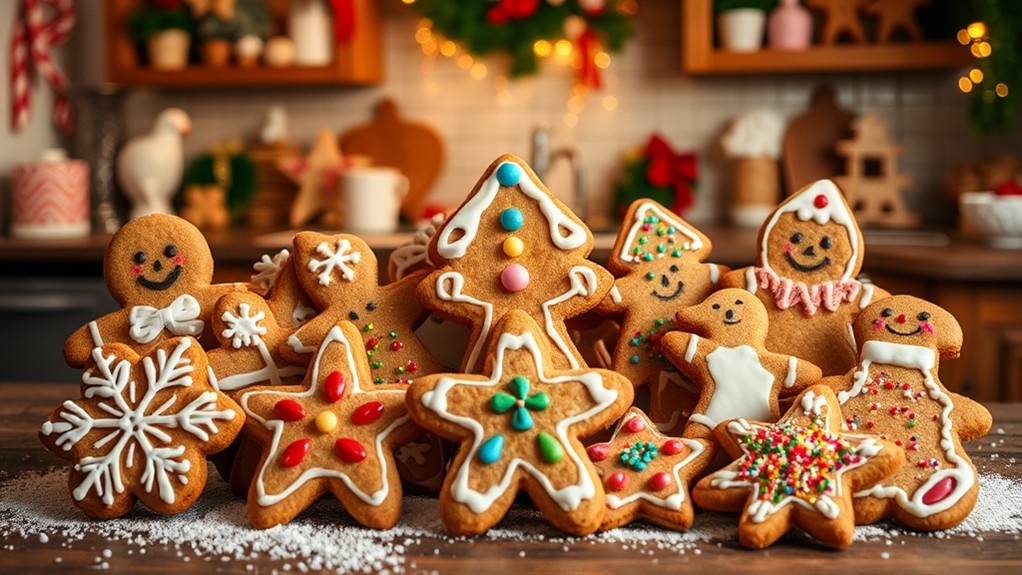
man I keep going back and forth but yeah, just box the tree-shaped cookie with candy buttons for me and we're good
[415,154,614,374]
[719,179,888,376]
[64,214,247,368]
[822,295,992,531]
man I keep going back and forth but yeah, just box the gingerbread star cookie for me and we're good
[587,407,714,531]
[238,321,422,529]
[823,295,992,531]
[662,289,822,438]
[39,337,244,519]
[693,386,902,549]
[406,311,634,536]
[64,214,247,368]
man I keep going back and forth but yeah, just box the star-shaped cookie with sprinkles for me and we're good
[692,385,902,548]
[237,321,422,529]
[406,311,634,536]
[587,407,714,531]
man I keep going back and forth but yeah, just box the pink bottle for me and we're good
[768,0,813,51]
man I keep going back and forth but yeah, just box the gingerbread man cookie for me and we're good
[405,311,634,536]
[586,407,714,531]
[662,289,822,438]
[251,249,316,329]
[39,337,244,518]
[238,321,422,529]
[823,295,992,530]
[415,155,614,373]
[388,212,445,283]
[284,232,440,384]
[64,214,247,368]
[693,386,902,549]
[719,179,888,376]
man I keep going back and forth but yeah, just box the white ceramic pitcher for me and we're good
[341,167,409,233]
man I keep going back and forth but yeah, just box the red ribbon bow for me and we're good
[331,0,356,44]
[643,134,698,215]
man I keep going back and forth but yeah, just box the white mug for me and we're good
[341,167,409,233]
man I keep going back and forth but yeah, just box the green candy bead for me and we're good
[537,432,563,464]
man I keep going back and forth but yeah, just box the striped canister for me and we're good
[11,149,90,239]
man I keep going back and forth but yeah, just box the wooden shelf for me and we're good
[104,0,382,88]
[681,0,972,75]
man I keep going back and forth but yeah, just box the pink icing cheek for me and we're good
[173,255,184,265]
[132,266,143,275]
[784,243,794,253]
[873,318,886,331]
[921,322,935,334]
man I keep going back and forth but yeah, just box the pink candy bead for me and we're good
[625,417,646,433]
[500,264,530,292]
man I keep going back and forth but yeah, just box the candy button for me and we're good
[537,432,564,463]
[281,438,311,468]
[625,416,646,433]
[500,264,530,292]
[315,411,338,433]
[324,370,345,403]
[586,443,610,462]
[352,401,385,425]
[499,208,524,232]
[608,471,629,491]
[478,435,505,464]
[661,439,685,455]
[921,476,957,505]
[496,162,521,187]
[814,193,829,209]
[503,236,524,257]
[647,471,673,491]
[273,399,306,422]
[335,438,367,463]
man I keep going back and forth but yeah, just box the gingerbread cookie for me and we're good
[388,212,445,283]
[415,154,613,373]
[284,232,440,384]
[39,337,244,518]
[587,407,714,531]
[823,295,992,530]
[693,386,902,548]
[662,289,822,438]
[405,311,634,536]
[251,249,316,329]
[64,214,247,368]
[238,321,422,529]
[719,179,888,376]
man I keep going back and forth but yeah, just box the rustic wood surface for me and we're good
[1,383,1019,574]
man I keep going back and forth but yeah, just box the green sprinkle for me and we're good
[362,323,374,333]
[645,271,656,280]
[657,244,666,253]
[537,432,564,464]
[370,361,383,369]
[672,248,682,257]
[638,236,648,245]
[374,377,385,384]
[630,355,640,364]
[642,253,654,261]
[389,331,397,339]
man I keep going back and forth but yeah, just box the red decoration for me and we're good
[487,0,540,25]
[390,341,404,351]
[643,134,698,215]
[647,471,672,491]
[334,437,368,463]
[10,0,76,134]
[661,439,684,456]
[995,180,1022,196]
[351,401,385,426]
[608,471,629,491]
[274,399,307,421]
[814,193,829,209]
[324,370,346,403]
[576,27,602,89]
[625,417,646,433]
[587,443,610,461]
[330,0,357,44]
[281,438,311,468]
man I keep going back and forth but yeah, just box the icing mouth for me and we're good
[650,282,684,302]
[723,319,742,325]
[885,324,922,337]
[137,265,183,291]
[784,252,831,273]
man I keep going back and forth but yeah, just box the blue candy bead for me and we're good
[478,435,505,464]
[500,208,524,232]
[496,162,521,187]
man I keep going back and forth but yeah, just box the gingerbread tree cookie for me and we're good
[64,214,247,368]
[693,386,902,549]
[284,232,440,384]
[586,407,714,531]
[405,311,634,536]
[415,154,613,374]
[719,179,888,376]
[662,289,822,438]
[238,321,422,529]
[823,295,992,531]
[39,337,243,519]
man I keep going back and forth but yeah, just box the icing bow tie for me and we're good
[129,294,205,344]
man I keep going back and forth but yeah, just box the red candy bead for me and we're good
[274,399,306,421]
[352,401,385,425]
[324,370,345,403]
[814,194,829,209]
[366,337,380,349]
[624,417,646,433]
[661,439,684,456]
[586,443,610,462]
[281,438,311,468]
[647,471,672,491]
[922,477,957,505]
[608,471,629,491]
[334,438,367,463]
[407,361,418,373]
[390,341,404,351]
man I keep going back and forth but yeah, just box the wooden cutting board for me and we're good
[339,99,444,220]
[782,85,855,194]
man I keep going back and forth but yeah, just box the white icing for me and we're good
[242,325,407,507]
[390,213,444,281]
[617,201,703,262]
[541,266,598,370]
[221,302,267,349]
[860,283,875,308]
[799,388,826,416]
[129,294,204,344]
[40,339,236,506]
[292,303,315,325]
[251,249,290,292]
[420,330,620,514]
[684,335,699,363]
[708,263,720,285]
[785,356,797,388]
[436,160,588,259]
[745,267,758,293]
[287,333,316,355]
[609,285,622,304]
[690,345,774,429]
[435,271,492,371]
[843,340,975,518]
[88,321,104,347]
[308,239,362,285]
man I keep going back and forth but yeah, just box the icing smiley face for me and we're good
[767,213,855,283]
[133,243,185,291]
[855,295,963,357]
[675,289,769,347]
[649,264,684,301]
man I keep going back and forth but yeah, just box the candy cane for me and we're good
[10,0,76,133]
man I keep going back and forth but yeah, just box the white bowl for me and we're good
[960,191,1022,249]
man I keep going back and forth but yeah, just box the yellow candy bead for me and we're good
[315,411,338,433]
[503,236,524,257]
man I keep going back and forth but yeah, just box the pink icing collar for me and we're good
[754,267,860,317]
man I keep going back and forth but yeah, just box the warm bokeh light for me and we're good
[996,83,1009,97]
[439,40,457,57]
[957,29,970,45]
[969,68,984,84]
[555,40,573,57]
[533,40,552,57]
[602,95,618,111]
[421,39,438,56]
[567,96,585,113]
[618,0,638,15]
[959,77,973,93]
[470,62,487,80]
[402,0,416,4]
[563,112,578,128]
[571,84,589,98]
[594,51,611,69]
[967,22,987,39]
[456,54,473,69]
[977,41,992,57]
[414,27,432,45]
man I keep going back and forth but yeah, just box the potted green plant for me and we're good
[129,0,193,70]
[715,0,778,52]
[196,14,237,68]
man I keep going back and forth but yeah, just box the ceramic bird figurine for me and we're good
[117,108,192,220]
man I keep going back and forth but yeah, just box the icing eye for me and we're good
[133,251,147,265]
[881,308,894,317]
[164,245,177,258]
[790,232,803,244]
[820,236,833,249]
[735,300,743,305]
[365,302,377,312]
[348,311,359,321]
[712,303,720,310]
[917,312,931,321]
[669,265,679,273]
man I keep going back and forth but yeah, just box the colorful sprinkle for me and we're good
[620,441,658,471]
[281,438,311,468]
[478,435,504,464]
[351,401,385,425]
[499,207,524,231]
[503,236,525,257]
[608,471,629,491]
[273,399,306,422]
[537,432,564,463]
[324,370,345,403]
[334,438,367,463]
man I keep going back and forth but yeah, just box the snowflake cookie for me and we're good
[39,337,244,519]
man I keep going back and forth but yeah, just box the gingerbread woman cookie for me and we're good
[405,311,634,536]
[693,386,902,549]
[823,295,992,530]
[284,232,440,384]
[662,289,822,438]
[251,249,316,329]
[587,407,714,531]
[415,155,613,374]
[238,321,422,529]
[719,179,888,376]
[40,337,244,518]
[64,214,246,368]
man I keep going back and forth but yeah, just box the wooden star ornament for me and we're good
[278,129,362,228]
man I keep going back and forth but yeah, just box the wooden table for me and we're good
[1,383,1020,574]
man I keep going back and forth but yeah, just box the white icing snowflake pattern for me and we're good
[40,339,237,506]
[221,302,268,348]
[251,250,290,292]
[308,240,361,285]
